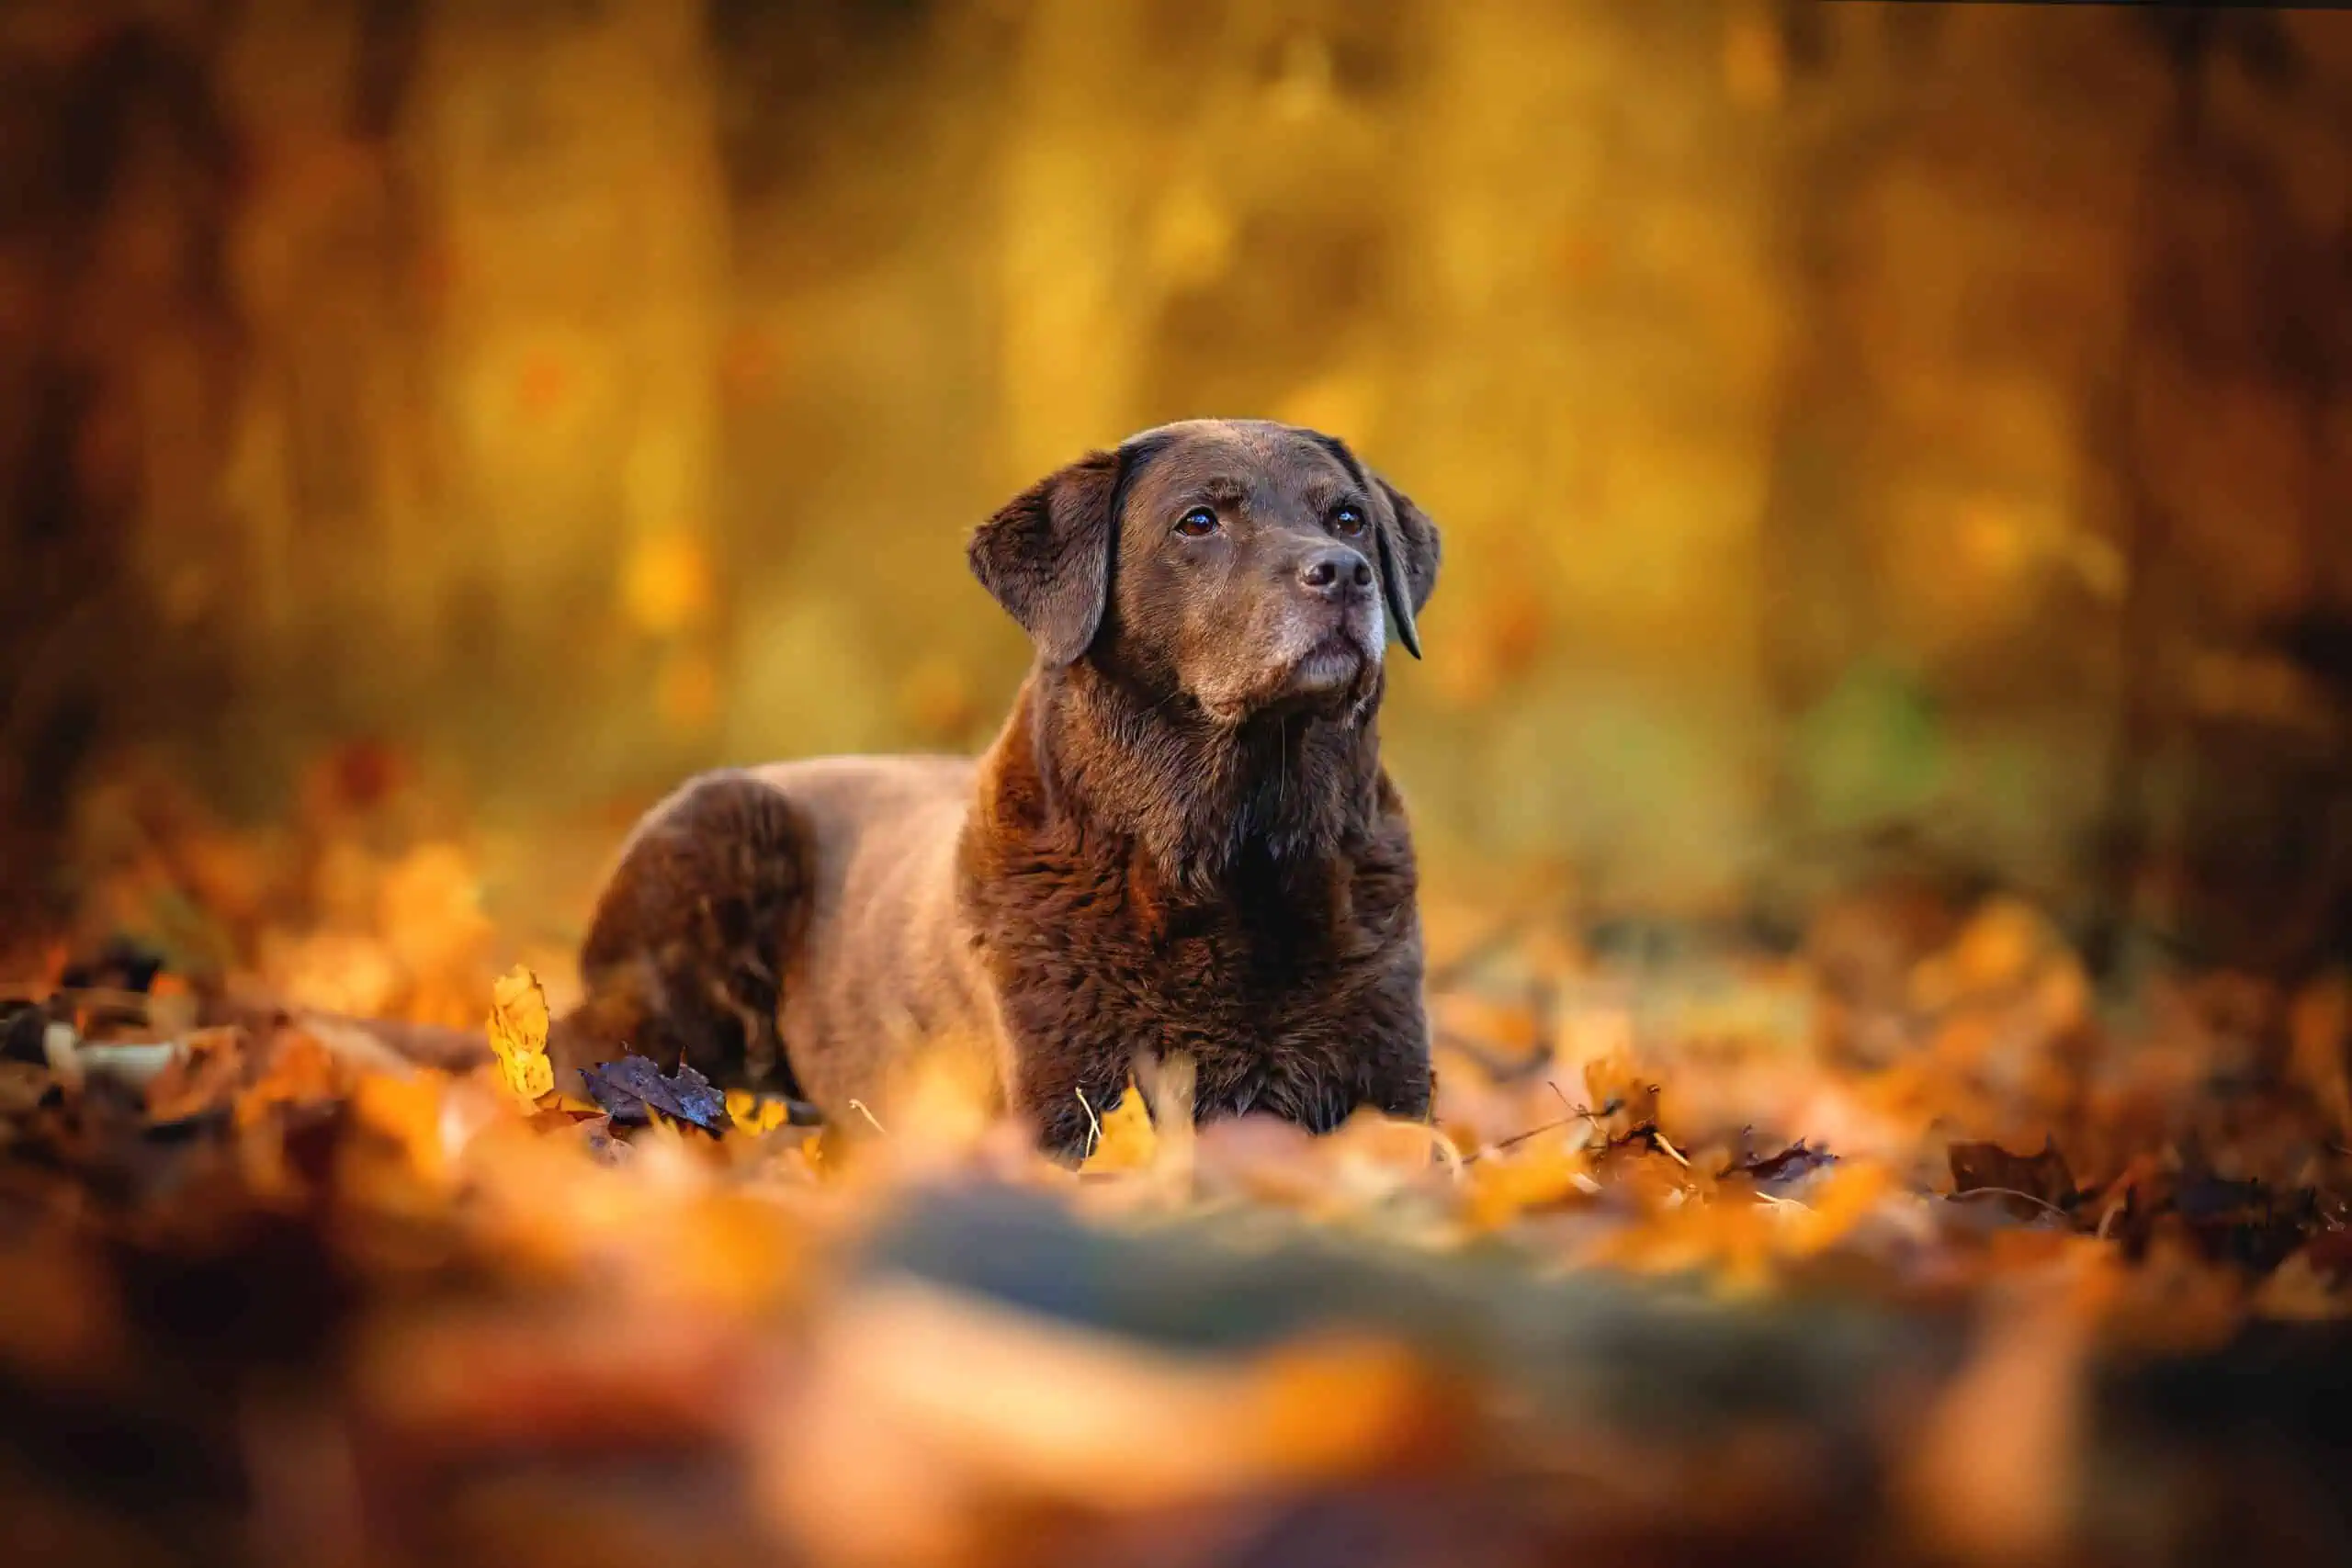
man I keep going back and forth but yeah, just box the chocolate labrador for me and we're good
[558,418,1442,1156]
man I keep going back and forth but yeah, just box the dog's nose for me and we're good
[1297,547,1374,599]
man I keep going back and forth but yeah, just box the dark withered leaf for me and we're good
[2169,1174,2324,1273]
[2,1003,48,1066]
[578,1054,728,1134]
[2174,1173,2268,1223]
[1948,1136,2077,1218]
[1724,1139,1841,1190]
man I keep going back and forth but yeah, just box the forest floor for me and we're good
[5,747,2351,1568]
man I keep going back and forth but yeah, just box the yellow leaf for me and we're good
[1080,1077,1157,1174]
[727,1088,791,1135]
[486,964,554,1106]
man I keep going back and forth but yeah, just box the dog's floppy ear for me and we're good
[967,448,1123,666]
[1306,430,1441,660]
[1369,474,1440,660]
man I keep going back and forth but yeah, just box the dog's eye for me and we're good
[1173,507,1220,538]
[1332,505,1367,536]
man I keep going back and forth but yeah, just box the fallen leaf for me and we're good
[727,1088,791,1136]
[1722,1138,1841,1191]
[1580,1052,1660,1144]
[2166,1172,2321,1273]
[580,1053,728,1134]
[486,965,555,1106]
[1079,1077,1156,1174]
[1468,1130,1598,1227]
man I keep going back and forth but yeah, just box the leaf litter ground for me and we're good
[5,758,2352,1567]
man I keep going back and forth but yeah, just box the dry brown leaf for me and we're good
[1580,1052,1660,1143]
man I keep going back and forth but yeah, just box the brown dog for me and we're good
[557,418,1441,1156]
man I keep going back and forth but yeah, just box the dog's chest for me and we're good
[979,844,1414,1080]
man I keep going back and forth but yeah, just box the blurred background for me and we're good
[4,0,2350,984]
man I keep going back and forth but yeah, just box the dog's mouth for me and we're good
[1278,631,1372,700]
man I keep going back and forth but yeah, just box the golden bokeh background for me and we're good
[5,1,2350,967]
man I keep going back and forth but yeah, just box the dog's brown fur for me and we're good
[557,419,1441,1156]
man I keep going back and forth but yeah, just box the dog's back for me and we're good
[563,753,1002,1118]
[752,755,1005,1115]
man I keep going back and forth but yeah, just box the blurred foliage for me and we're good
[8,795,2352,1565]
[2,1,2349,958]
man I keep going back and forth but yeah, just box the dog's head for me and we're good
[967,419,1441,723]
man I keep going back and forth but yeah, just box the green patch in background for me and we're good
[1790,660,1949,836]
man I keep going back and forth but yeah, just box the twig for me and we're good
[1464,1113,1585,1165]
[846,1099,888,1136]
[1074,1086,1102,1159]
[1946,1187,2074,1223]
[1462,1082,1617,1167]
